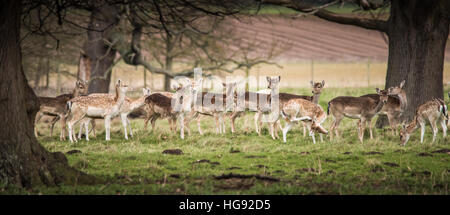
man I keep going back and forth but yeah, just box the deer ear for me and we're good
[310,80,314,86]
[321,80,325,86]
[376,88,381,94]
[266,76,271,83]
[278,76,281,82]
[400,80,406,88]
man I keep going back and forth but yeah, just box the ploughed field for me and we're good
[15,86,450,194]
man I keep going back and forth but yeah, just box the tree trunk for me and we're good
[83,4,120,94]
[45,58,50,88]
[164,55,173,91]
[380,0,449,125]
[0,0,96,188]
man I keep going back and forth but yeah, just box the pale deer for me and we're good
[328,88,389,142]
[66,80,129,142]
[400,98,447,145]
[34,80,88,140]
[76,88,152,141]
[280,98,328,144]
[361,80,407,135]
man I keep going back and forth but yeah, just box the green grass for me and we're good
[2,86,450,195]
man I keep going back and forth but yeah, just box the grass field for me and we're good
[4,86,449,195]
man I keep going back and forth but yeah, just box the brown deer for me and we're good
[400,98,447,146]
[66,80,129,142]
[361,80,407,135]
[76,88,152,141]
[328,88,389,142]
[143,91,177,132]
[34,80,88,140]
[280,98,328,144]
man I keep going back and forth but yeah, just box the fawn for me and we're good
[399,98,447,145]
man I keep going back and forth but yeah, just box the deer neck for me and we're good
[397,92,407,111]
[372,99,386,114]
[312,92,321,104]
[114,88,126,107]
[129,96,147,111]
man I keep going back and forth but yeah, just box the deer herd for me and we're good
[34,77,449,146]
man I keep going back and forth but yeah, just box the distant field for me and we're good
[15,86,450,195]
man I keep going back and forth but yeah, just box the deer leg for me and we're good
[430,119,438,143]
[121,114,128,140]
[254,112,262,136]
[419,121,426,144]
[197,116,204,135]
[151,117,157,132]
[282,121,295,143]
[127,118,133,138]
[230,112,240,133]
[59,114,66,141]
[359,118,367,143]
[84,119,90,141]
[50,115,60,137]
[368,118,374,139]
[179,114,185,139]
[440,118,447,138]
[105,116,111,141]
[320,133,323,142]
[91,120,96,138]
[77,120,84,140]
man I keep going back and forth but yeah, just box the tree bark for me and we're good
[83,4,120,94]
[381,0,449,124]
[0,0,96,188]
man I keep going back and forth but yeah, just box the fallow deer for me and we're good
[361,80,407,135]
[280,98,328,144]
[328,88,389,142]
[66,80,129,142]
[400,98,447,145]
[186,82,236,135]
[76,88,152,141]
[34,80,88,140]
[143,91,177,132]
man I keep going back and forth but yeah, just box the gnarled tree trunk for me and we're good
[0,0,96,188]
[83,4,120,94]
[383,0,449,123]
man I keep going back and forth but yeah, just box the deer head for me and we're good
[376,88,389,104]
[310,80,325,94]
[142,88,152,96]
[310,116,328,134]
[267,76,281,89]
[399,124,411,146]
[387,80,406,96]
[73,80,88,96]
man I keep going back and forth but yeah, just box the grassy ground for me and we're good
[3,86,450,195]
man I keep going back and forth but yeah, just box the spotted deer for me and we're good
[328,88,389,142]
[66,80,129,142]
[399,98,447,146]
[280,98,328,144]
[144,78,202,139]
[361,80,407,135]
[76,88,152,141]
[34,80,88,140]
[186,82,236,135]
